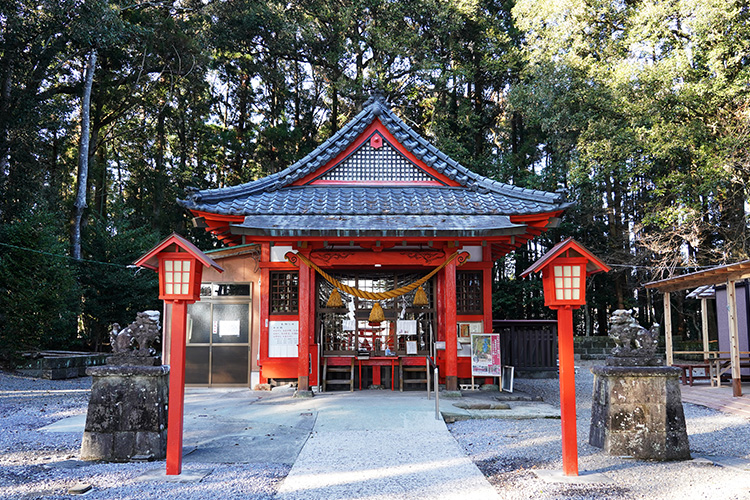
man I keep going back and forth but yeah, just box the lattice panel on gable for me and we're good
[319,140,435,182]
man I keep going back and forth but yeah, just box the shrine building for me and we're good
[176,93,570,392]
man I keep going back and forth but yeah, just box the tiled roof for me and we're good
[179,92,570,229]
[232,214,525,238]
[185,186,563,217]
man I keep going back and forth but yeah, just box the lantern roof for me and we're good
[134,233,225,273]
[520,237,610,278]
[178,91,571,245]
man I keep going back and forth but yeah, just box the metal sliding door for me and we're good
[186,283,252,386]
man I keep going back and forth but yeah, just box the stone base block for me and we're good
[81,365,169,462]
[589,365,690,461]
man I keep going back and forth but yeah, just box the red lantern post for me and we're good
[134,234,223,475]
[521,238,609,476]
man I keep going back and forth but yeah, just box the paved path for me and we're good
[40,387,501,498]
[681,383,750,418]
[274,392,499,500]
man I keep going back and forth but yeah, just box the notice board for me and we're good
[470,333,502,377]
[269,320,298,358]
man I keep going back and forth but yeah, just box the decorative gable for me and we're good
[313,132,443,185]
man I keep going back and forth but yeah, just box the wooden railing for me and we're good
[493,320,558,373]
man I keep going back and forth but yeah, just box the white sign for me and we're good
[406,341,418,355]
[342,319,356,331]
[219,320,240,337]
[396,320,417,336]
[269,321,299,358]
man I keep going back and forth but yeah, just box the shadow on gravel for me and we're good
[475,456,634,500]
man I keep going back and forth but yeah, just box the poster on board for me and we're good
[269,321,298,358]
[470,333,502,377]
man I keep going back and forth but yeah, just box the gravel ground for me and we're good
[448,360,750,500]
[0,371,288,499]
[2,361,750,499]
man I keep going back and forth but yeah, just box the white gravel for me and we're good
[0,371,288,499]
[2,361,750,499]
[448,360,750,500]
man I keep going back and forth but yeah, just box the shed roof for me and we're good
[644,260,750,292]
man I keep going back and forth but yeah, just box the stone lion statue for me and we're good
[608,309,661,366]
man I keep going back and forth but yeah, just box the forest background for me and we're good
[1,0,749,359]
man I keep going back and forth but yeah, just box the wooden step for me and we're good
[323,358,354,392]
[399,361,428,391]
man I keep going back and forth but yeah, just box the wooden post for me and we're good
[557,306,578,476]
[166,300,187,475]
[297,261,311,392]
[445,258,458,391]
[701,298,710,361]
[727,279,742,397]
[663,292,673,366]
[259,244,270,384]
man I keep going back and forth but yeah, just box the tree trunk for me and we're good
[72,49,97,260]
[331,85,339,135]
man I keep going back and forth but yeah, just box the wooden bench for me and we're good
[673,363,710,386]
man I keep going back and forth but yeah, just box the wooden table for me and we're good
[357,356,397,391]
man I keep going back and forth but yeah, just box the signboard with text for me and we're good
[470,333,502,377]
[269,320,299,358]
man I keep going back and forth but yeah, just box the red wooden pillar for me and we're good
[483,246,494,385]
[482,245,493,333]
[297,260,311,392]
[166,300,188,475]
[557,306,578,476]
[259,244,270,384]
[445,258,458,391]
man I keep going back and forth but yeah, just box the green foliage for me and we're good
[1,0,749,354]
[77,212,160,352]
[0,208,81,361]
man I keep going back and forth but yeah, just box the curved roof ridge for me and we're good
[182,101,379,205]
[376,105,564,204]
[180,91,567,208]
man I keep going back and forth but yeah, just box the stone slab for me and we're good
[38,414,87,433]
[133,468,213,483]
[704,456,750,471]
[533,469,613,484]
[42,460,94,470]
[68,483,93,495]
[441,400,560,423]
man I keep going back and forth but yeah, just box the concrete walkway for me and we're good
[40,387,520,498]
[274,392,499,500]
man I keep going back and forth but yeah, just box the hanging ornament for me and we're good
[326,288,344,308]
[368,302,385,325]
[413,286,428,307]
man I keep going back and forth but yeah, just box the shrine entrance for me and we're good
[317,271,436,356]
[317,271,436,390]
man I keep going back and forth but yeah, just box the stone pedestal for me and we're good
[589,366,690,461]
[81,365,169,462]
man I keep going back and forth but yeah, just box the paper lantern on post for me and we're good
[521,237,609,477]
[134,233,224,476]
